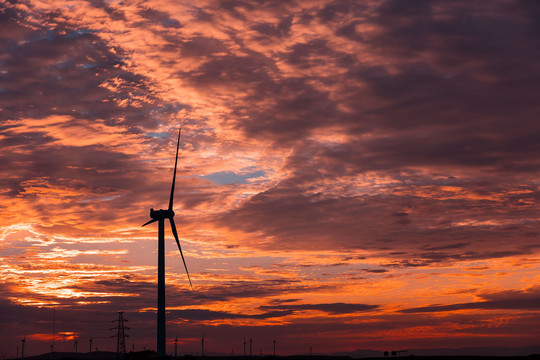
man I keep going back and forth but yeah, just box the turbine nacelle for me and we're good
[150,208,175,220]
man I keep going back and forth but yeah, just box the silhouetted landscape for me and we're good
[15,346,540,360]
[14,352,540,360]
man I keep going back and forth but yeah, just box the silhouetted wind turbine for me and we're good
[201,333,205,356]
[142,128,193,357]
[21,337,26,359]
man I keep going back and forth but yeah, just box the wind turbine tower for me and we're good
[73,337,78,352]
[243,337,246,357]
[142,128,193,357]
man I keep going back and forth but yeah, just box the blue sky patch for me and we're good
[199,170,265,185]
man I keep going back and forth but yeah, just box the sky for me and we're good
[1,0,540,357]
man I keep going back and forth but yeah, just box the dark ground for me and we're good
[17,352,540,360]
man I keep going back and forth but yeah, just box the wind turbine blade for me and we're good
[169,217,193,289]
[168,128,182,211]
[142,218,158,227]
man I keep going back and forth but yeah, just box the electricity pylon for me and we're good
[111,312,129,359]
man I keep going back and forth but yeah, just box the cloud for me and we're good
[260,302,379,314]
[2,0,540,355]
[401,286,540,313]
[170,308,293,321]
[168,301,379,321]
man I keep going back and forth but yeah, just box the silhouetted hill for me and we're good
[21,351,118,360]
[334,347,540,358]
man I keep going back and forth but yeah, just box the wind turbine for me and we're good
[21,337,26,359]
[201,333,205,356]
[142,128,193,357]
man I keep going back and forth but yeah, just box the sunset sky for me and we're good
[1,0,540,357]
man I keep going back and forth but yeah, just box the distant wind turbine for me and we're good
[201,333,205,356]
[21,337,26,359]
[142,128,193,357]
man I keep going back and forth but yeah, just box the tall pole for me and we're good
[249,338,252,358]
[174,337,178,358]
[21,338,26,359]
[273,339,276,357]
[52,308,56,353]
[243,338,246,357]
[157,218,166,357]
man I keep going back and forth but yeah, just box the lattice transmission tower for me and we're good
[111,312,129,359]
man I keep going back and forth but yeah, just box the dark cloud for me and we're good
[401,286,540,313]
[361,268,388,274]
[317,0,356,22]
[169,301,378,321]
[217,181,540,259]
[88,0,127,21]
[0,5,216,233]
[169,36,228,57]
[137,7,182,28]
[259,302,378,314]
[0,3,190,132]
[182,280,336,304]
[251,17,293,38]
[170,308,293,321]
[0,25,147,124]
